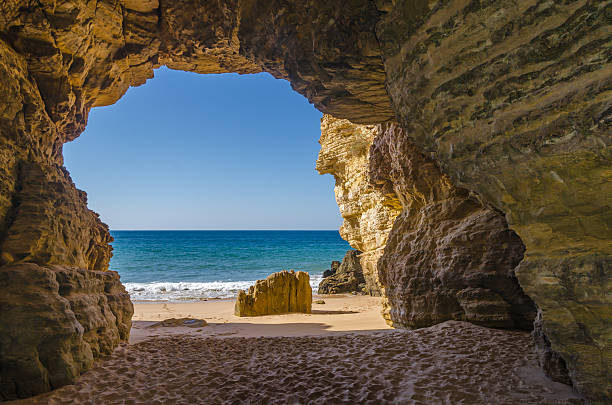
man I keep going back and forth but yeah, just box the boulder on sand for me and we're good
[235,270,312,316]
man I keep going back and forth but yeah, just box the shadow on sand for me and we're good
[311,309,359,315]
[130,320,394,342]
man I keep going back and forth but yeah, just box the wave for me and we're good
[125,275,323,302]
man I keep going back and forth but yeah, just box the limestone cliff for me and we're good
[316,116,401,295]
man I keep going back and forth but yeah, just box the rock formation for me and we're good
[0,0,609,402]
[0,1,388,399]
[322,260,340,279]
[318,116,535,329]
[318,250,366,295]
[317,116,401,295]
[0,263,132,400]
[370,122,536,330]
[235,270,312,317]
[376,2,611,401]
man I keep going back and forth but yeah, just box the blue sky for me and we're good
[63,67,342,230]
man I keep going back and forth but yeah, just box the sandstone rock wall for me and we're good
[0,39,112,270]
[0,0,609,402]
[376,1,611,401]
[319,116,535,330]
[0,1,391,398]
[0,263,132,400]
[370,122,536,330]
[0,160,113,269]
[316,116,401,295]
[235,270,312,316]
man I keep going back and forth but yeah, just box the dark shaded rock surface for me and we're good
[371,123,536,331]
[322,260,340,279]
[318,250,366,294]
[376,1,611,401]
[533,310,573,386]
[0,263,133,401]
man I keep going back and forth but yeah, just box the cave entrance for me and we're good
[62,67,376,314]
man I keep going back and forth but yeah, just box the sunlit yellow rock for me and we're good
[235,270,312,316]
[316,115,401,295]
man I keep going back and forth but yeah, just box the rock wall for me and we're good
[0,160,113,269]
[0,1,392,399]
[1,28,124,400]
[316,116,401,295]
[0,0,609,402]
[319,116,535,329]
[376,1,611,401]
[370,122,536,330]
[0,40,112,270]
[235,270,312,316]
[0,263,132,400]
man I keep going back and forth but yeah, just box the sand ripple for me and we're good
[13,321,583,405]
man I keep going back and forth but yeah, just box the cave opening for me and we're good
[62,66,358,303]
[1,0,607,401]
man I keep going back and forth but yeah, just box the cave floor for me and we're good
[9,314,583,404]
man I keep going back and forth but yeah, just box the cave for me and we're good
[0,0,610,403]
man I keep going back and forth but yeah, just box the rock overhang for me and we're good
[0,0,610,402]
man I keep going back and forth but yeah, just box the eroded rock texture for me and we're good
[318,249,366,295]
[370,122,536,330]
[376,1,611,401]
[317,115,401,295]
[235,270,312,316]
[0,161,113,269]
[0,0,391,399]
[0,40,112,270]
[0,263,132,400]
[0,28,124,400]
[318,116,537,332]
[0,0,609,402]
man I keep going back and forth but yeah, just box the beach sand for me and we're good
[9,295,583,404]
[130,294,390,342]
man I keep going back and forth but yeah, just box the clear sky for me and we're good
[63,67,342,230]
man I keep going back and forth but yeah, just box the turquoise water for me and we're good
[110,230,350,301]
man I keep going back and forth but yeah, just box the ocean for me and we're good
[110,230,351,302]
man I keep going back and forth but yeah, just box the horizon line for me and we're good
[109,229,341,231]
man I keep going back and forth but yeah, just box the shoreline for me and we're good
[123,275,327,302]
[128,291,357,304]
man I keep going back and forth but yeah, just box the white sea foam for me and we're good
[125,274,323,302]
